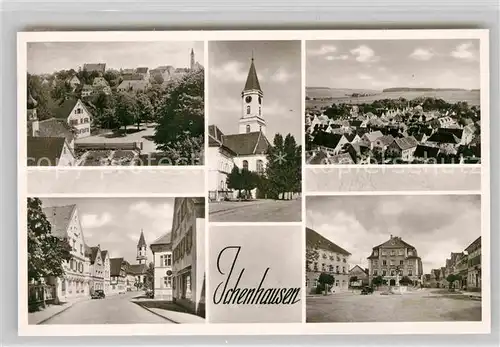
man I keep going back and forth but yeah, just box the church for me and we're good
[208,56,271,201]
[125,230,150,290]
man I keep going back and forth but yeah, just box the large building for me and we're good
[171,198,206,317]
[42,204,91,302]
[208,57,271,200]
[465,236,481,291]
[125,231,150,290]
[150,232,174,300]
[367,235,423,286]
[305,227,351,293]
[110,257,127,295]
[86,244,105,293]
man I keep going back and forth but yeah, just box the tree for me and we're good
[240,168,258,199]
[372,276,384,288]
[265,134,288,199]
[27,73,57,121]
[27,198,72,282]
[152,74,164,85]
[145,262,154,290]
[154,68,204,158]
[318,273,335,294]
[91,92,116,130]
[136,93,154,129]
[399,276,412,286]
[227,165,242,199]
[446,274,461,290]
[115,92,137,131]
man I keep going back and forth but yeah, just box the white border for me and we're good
[18,29,490,336]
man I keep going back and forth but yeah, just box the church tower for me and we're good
[190,48,195,70]
[136,230,147,265]
[239,56,266,135]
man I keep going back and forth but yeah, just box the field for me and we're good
[306,88,481,109]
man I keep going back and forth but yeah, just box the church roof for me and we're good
[222,131,270,156]
[138,231,146,247]
[243,59,262,93]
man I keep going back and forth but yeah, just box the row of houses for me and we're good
[39,204,150,302]
[423,237,481,291]
[305,228,424,294]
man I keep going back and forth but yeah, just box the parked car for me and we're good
[360,286,374,295]
[145,290,154,299]
[91,289,105,299]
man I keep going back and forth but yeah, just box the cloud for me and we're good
[451,42,477,61]
[81,212,112,229]
[211,60,248,82]
[270,67,295,83]
[350,45,379,63]
[325,54,349,61]
[308,44,337,56]
[264,100,289,116]
[409,48,435,61]
[357,73,373,80]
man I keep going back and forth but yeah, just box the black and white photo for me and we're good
[27,197,206,324]
[207,41,302,222]
[306,40,482,165]
[26,41,204,166]
[306,195,482,323]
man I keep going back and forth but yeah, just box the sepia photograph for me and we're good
[306,40,482,165]
[26,41,204,166]
[26,197,205,325]
[208,41,302,222]
[306,195,482,323]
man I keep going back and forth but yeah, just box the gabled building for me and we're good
[150,232,173,300]
[360,130,384,149]
[465,236,481,291]
[86,245,105,293]
[208,125,237,202]
[135,67,149,80]
[101,250,111,294]
[92,77,111,95]
[171,198,206,317]
[83,63,106,75]
[306,227,351,293]
[367,235,423,286]
[117,80,149,93]
[81,84,93,97]
[349,265,369,286]
[387,136,418,162]
[41,204,91,302]
[110,258,127,295]
[27,137,76,167]
[66,75,81,91]
[55,98,92,139]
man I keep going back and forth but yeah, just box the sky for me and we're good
[27,41,204,74]
[209,41,302,144]
[306,195,481,273]
[307,39,480,90]
[41,197,175,265]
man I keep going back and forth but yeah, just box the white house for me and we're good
[92,77,111,95]
[55,98,92,139]
[208,125,236,202]
[150,232,173,300]
[42,204,91,303]
[66,75,81,90]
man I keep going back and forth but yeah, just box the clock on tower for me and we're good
[239,57,266,135]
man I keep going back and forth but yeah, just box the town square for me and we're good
[306,195,482,322]
[27,197,206,324]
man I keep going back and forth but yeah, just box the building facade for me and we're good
[101,250,111,294]
[171,198,206,317]
[367,235,423,286]
[466,236,481,291]
[42,204,91,302]
[150,232,174,300]
[87,245,105,293]
[56,98,92,139]
[305,227,351,293]
[349,265,369,287]
[110,258,127,295]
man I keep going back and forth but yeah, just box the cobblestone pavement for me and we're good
[209,199,301,222]
[306,289,481,322]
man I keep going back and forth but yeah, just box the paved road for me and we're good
[209,199,301,222]
[307,289,481,322]
[43,292,172,325]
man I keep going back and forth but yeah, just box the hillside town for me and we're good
[305,97,481,164]
[306,227,482,322]
[27,48,204,166]
[27,197,206,324]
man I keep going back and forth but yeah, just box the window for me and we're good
[382,270,387,276]
[400,260,404,265]
[408,250,414,256]
[335,280,339,287]
[381,250,386,256]
[256,160,264,174]
[342,267,345,273]
[409,270,413,276]
[328,265,333,272]
[246,124,250,133]
[259,107,261,116]
[391,250,395,256]
[382,260,387,266]
[165,254,172,267]
[321,263,325,271]
[242,160,248,170]
[399,249,404,256]
[373,270,378,276]
[305,278,309,287]
[336,265,339,273]
[246,106,250,115]
[164,276,172,288]
[390,260,394,265]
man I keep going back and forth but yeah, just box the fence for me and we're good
[75,141,142,151]
[28,284,56,312]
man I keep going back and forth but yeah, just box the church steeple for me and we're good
[190,48,195,70]
[136,230,147,265]
[240,55,266,135]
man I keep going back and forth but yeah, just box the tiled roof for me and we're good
[437,128,464,139]
[243,59,262,92]
[350,120,362,127]
[151,232,172,246]
[326,153,355,164]
[101,250,108,259]
[136,67,149,74]
[117,80,149,91]
[306,227,351,256]
[127,263,148,275]
[313,132,344,149]
[374,236,416,250]
[27,136,66,166]
[364,131,384,142]
[83,63,106,73]
[42,204,76,239]
[110,258,124,276]
[89,246,100,264]
[378,134,395,146]
[122,74,144,81]
[414,145,440,159]
[393,136,418,150]
[222,131,270,156]
[208,125,224,145]
[427,132,460,144]
[349,265,368,275]
[37,118,75,144]
[343,133,356,142]
[54,99,78,120]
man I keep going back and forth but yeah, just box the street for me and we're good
[306,289,481,322]
[209,199,301,222]
[42,292,173,324]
